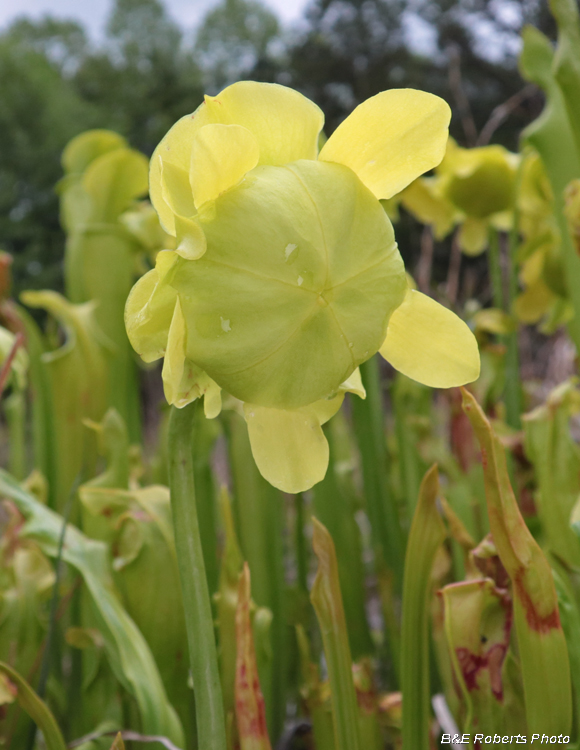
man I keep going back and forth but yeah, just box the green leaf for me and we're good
[400,464,446,750]
[549,0,580,157]
[462,389,572,737]
[440,579,525,736]
[312,415,373,659]
[0,661,66,750]
[62,130,127,176]
[519,25,580,353]
[523,379,580,568]
[311,518,362,750]
[0,470,185,747]
[20,291,111,510]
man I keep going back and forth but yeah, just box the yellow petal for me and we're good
[124,265,177,363]
[162,298,187,406]
[203,81,324,166]
[318,89,451,200]
[379,290,480,388]
[204,381,222,419]
[514,282,555,324]
[190,124,260,208]
[309,368,366,425]
[175,215,207,260]
[339,367,366,399]
[150,82,324,234]
[244,403,329,493]
[458,217,489,256]
[161,298,222,410]
[400,177,457,239]
[160,158,195,221]
[151,110,212,234]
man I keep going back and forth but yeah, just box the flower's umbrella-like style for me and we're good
[125,81,480,493]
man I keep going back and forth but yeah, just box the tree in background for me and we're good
[194,0,280,92]
[279,0,553,147]
[74,0,202,155]
[0,21,94,292]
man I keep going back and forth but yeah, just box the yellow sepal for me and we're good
[379,289,480,388]
[319,89,451,200]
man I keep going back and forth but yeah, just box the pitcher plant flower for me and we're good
[400,139,519,256]
[125,81,480,493]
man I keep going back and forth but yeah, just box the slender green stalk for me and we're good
[504,223,522,429]
[313,421,373,659]
[490,226,522,430]
[351,356,405,587]
[295,493,308,595]
[168,403,227,750]
[488,228,504,311]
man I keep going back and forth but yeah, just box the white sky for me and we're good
[0,0,310,38]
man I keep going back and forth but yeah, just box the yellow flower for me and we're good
[125,81,480,492]
[401,139,519,256]
[439,140,519,255]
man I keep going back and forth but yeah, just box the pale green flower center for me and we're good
[169,159,407,409]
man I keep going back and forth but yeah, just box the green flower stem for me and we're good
[295,493,308,595]
[351,357,405,587]
[489,227,522,430]
[351,357,404,682]
[488,228,504,310]
[504,224,522,430]
[168,403,227,750]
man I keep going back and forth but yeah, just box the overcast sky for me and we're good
[0,0,310,38]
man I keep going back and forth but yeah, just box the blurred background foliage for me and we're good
[0,0,556,296]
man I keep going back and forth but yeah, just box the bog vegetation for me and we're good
[1,0,580,749]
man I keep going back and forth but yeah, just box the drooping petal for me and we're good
[309,367,366,425]
[190,124,259,208]
[318,89,451,200]
[175,215,207,260]
[379,289,480,388]
[160,158,196,220]
[124,260,177,363]
[400,177,457,239]
[244,403,329,493]
[162,298,187,405]
[150,110,212,234]
[161,297,222,411]
[458,217,489,256]
[172,160,406,409]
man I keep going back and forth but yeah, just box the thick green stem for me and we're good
[168,403,227,750]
